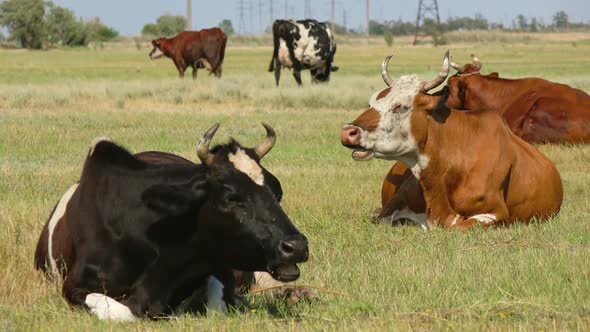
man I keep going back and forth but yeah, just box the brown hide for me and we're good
[343,82,563,230]
[150,28,227,79]
[447,67,590,144]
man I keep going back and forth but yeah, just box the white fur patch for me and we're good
[47,183,78,276]
[382,208,429,230]
[228,148,264,186]
[85,293,135,321]
[89,137,112,156]
[206,276,227,314]
[411,154,429,179]
[359,76,424,167]
[150,48,164,60]
[450,214,461,227]
[469,213,497,225]
[292,22,323,67]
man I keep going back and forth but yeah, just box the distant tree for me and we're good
[446,14,488,31]
[156,15,186,36]
[141,23,159,36]
[390,19,415,35]
[516,14,528,30]
[217,19,235,36]
[0,0,47,49]
[529,17,538,32]
[46,4,86,46]
[0,31,4,42]
[85,17,118,42]
[142,14,186,37]
[383,30,393,46]
[553,11,568,30]
[369,20,386,35]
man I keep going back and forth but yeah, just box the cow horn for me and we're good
[254,122,276,159]
[381,55,394,86]
[422,49,450,92]
[197,123,220,166]
[449,56,462,71]
[470,53,482,71]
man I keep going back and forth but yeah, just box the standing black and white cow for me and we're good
[268,19,339,86]
[34,123,309,320]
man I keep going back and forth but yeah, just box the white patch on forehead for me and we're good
[369,75,422,113]
[47,183,78,277]
[228,148,264,186]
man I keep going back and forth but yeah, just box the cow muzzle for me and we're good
[341,125,374,161]
[149,47,164,60]
[268,235,309,282]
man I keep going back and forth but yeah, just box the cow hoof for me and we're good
[85,293,135,321]
[277,286,316,304]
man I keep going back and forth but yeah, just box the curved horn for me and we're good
[470,53,482,71]
[422,49,450,92]
[196,123,220,166]
[254,122,276,159]
[449,56,462,71]
[381,55,394,86]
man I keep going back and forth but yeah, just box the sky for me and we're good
[52,0,590,36]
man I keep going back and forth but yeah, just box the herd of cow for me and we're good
[32,19,590,321]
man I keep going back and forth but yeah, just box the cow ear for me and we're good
[142,180,207,216]
[331,66,339,72]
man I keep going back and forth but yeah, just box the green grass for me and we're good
[1,37,590,330]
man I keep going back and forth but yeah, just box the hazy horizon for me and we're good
[51,0,590,36]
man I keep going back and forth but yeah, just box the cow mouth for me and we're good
[352,147,374,161]
[268,264,300,282]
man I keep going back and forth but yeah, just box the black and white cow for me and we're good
[268,19,339,86]
[34,123,309,320]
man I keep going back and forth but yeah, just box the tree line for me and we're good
[0,0,118,49]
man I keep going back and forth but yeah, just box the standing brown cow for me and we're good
[341,51,563,230]
[149,28,227,79]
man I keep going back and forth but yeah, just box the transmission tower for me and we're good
[238,0,247,34]
[413,0,441,45]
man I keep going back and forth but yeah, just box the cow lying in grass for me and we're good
[34,123,309,320]
[341,51,563,230]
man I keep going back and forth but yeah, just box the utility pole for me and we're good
[284,0,288,18]
[270,0,274,28]
[366,0,370,40]
[258,0,264,33]
[413,0,441,45]
[342,8,347,32]
[249,0,254,34]
[331,0,335,33]
[186,0,192,30]
[304,0,311,18]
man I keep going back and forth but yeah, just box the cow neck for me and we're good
[466,76,543,113]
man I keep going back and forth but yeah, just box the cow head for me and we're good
[149,38,166,60]
[142,123,307,282]
[447,54,499,109]
[340,51,450,166]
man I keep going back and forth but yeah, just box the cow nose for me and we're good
[278,236,309,263]
[341,125,361,147]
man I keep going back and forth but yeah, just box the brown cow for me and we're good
[149,28,227,79]
[447,54,590,144]
[340,51,563,230]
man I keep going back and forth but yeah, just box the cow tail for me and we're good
[216,35,227,76]
[268,21,280,72]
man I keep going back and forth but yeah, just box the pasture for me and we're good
[1,35,590,330]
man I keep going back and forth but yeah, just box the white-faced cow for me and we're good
[340,51,563,230]
[268,19,339,86]
[34,123,309,320]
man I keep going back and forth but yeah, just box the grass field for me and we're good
[1,34,590,330]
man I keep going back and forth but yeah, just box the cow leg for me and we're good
[274,58,281,86]
[292,70,302,86]
[61,260,135,321]
[192,66,198,80]
[173,58,186,78]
